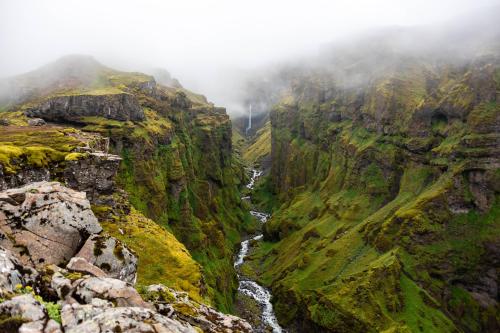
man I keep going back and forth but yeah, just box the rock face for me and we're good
[63,152,122,202]
[0,182,101,267]
[246,54,500,332]
[25,93,145,122]
[74,234,137,283]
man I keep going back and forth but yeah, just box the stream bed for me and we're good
[234,169,283,333]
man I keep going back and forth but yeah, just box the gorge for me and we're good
[0,2,499,332]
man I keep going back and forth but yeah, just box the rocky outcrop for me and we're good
[74,234,137,284]
[0,247,36,294]
[0,149,122,204]
[25,93,145,122]
[0,294,62,333]
[0,182,101,268]
[144,284,253,333]
[63,152,122,202]
[62,305,195,333]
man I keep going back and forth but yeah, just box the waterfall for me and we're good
[245,104,252,135]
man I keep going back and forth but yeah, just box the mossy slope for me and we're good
[247,55,500,332]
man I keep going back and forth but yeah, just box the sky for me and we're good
[1,0,499,114]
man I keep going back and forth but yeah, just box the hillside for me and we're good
[243,52,500,332]
[0,55,255,313]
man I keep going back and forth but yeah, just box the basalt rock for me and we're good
[63,152,122,202]
[25,93,145,122]
[0,182,101,268]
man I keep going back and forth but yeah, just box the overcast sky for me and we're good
[1,0,498,113]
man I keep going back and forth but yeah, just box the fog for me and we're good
[1,0,499,116]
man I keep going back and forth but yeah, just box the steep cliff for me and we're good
[0,55,255,312]
[246,54,500,332]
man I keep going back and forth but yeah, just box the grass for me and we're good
[101,208,206,303]
[0,126,83,173]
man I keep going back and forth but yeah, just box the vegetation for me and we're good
[243,58,500,332]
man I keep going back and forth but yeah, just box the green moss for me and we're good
[102,208,206,303]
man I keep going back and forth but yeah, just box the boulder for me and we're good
[72,277,151,308]
[0,247,27,294]
[25,93,145,122]
[74,234,137,283]
[27,118,46,126]
[145,284,253,333]
[0,182,101,268]
[0,294,62,333]
[62,306,195,333]
[66,257,107,278]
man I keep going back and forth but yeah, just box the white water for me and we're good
[235,169,283,333]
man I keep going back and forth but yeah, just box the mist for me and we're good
[1,0,499,116]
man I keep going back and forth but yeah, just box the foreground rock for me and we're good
[62,305,195,333]
[74,234,137,283]
[145,284,253,333]
[0,182,101,268]
[0,294,62,333]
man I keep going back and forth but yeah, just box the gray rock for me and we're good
[0,247,26,293]
[63,152,122,202]
[0,118,9,126]
[0,294,62,333]
[75,234,137,283]
[66,257,107,278]
[51,272,72,300]
[145,284,253,333]
[72,276,151,308]
[63,306,196,333]
[27,118,46,126]
[0,294,46,322]
[25,93,145,122]
[0,182,102,268]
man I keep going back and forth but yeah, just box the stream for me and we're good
[234,169,283,333]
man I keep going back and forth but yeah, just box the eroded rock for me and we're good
[0,182,101,268]
[145,284,253,333]
[25,93,145,122]
[74,234,137,283]
[72,277,150,308]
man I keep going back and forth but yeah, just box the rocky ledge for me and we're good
[25,93,145,122]
[0,181,252,333]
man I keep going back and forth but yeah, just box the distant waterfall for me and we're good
[245,104,252,135]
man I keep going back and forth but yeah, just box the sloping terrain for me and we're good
[0,55,255,311]
[245,54,500,332]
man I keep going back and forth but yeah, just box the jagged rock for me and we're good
[25,93,145,122]
[72,277,151,308]
[0,182,101,268]
[0,167,51,192]
[0,294,62,333]
[74,234,137,284]
[0,247,26,293]
[27,118,46,126]
[62,306,195,333]
[0,119,9,126]
[145,284,253,333]
[51,272,72,300]
[63,152,122,202]
[172,91,192,109]
[66,257,107,278]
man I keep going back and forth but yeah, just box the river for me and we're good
[234,169,283,333]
